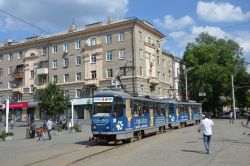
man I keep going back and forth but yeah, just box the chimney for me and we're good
[107,16,113,24]
[68,18,76,32]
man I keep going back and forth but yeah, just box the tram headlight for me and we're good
[92,125,96,129]
[106,126,110,130]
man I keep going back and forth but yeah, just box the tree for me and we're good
[183,32,249,112]
[38,82,70,119]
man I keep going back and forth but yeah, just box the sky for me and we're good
[0,0,250,62]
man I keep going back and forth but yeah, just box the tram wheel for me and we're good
[137,131,142,140]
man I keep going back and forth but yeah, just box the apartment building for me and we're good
[0,17,178,122]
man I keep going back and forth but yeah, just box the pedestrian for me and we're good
[37,127,45,141]
[46,118,53,140]
[198,113,214,154]
[229,111,234,124]
[10,119,14,129]
[246,110,250,127]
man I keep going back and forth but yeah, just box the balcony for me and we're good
[36,68,49,75]
[85,79,99,87]
[36,84,46,90]
[84,44,102,51]
[12,86,24,94]
[12,72,24,78]
[148,77,159,87]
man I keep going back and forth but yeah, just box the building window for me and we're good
[64,90,69,97]
[163,59,166,67]
[75,40,81,49]
[139,67,143,76]
[8,81,13,88]
[91,71,96,79]
[64,74,69,82]
[8,53,13,61]
[29,85,34,93]
[63,58,69,68]
[0,82,3,89]
[139,49,143,59]
[147,36,152,44]
[63,42,69,53]
[18,51,23,60]
[163,74,165,82]
[107,69,113,78]
[157,56,160,65]
[158,72,160,80]
[91,38,97,46]
[53,75,58,83]
[90,53,97,63]
[140,85,144,95]
[119,49,125,59]
[8,67,13,75]
[39,75,47,85]
[52,45,58,53]
[106,34,112,44]
[106,51,112,61]
[0,68,3,76]
[120,67,127,76]
[76,89,81,98]
[52,60,58,69]
[0,55,3,62]
[75,56,81,65]
[30,70,34,79]
[42,47,47,56]
[138,31,142,41]
[118,32,125,41]
[17,93,22,102]
[76,72,81,81]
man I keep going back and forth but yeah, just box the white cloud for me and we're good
[197,1,250,22]
[191,26,227,38]
[0,0,128,33]
[153,15,194,30]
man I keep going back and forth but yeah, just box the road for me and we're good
[0,119,250,166]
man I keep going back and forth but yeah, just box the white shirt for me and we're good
[199,118,214,136]
[46,120,53,130]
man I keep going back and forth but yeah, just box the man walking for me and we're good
[246,110,250,127]
[46,118,53,140]
[198,113,214,154]
[229,111,234,124]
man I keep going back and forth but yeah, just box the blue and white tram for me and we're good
[90,88,202,143]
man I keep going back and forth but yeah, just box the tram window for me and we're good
[93,103,112,117]
[142,100,149,116]
[113,96,124,118]
[160,104,166,116]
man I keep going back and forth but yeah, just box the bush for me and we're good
[54,127,63,132]
[73,124,82,132]
[0,131,14,138]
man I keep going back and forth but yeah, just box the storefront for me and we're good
[72,98,92,119]
[2,102,28,121]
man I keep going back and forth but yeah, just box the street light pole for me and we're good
[185,67,194,101]
[231,75,236,120]
[185,70,188,101]
[5,97,9,133]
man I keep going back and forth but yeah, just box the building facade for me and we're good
[0,18,181,122]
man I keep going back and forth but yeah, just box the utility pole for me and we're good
[5,97,9,133]
[185,70,188,101]
[231,75,236,120]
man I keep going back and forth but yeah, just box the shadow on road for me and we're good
[182,149,206,154]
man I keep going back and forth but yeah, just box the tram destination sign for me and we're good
[94,97,113,102]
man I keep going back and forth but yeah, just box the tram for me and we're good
[90,88,202,143]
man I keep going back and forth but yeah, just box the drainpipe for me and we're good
[131,26,136,96]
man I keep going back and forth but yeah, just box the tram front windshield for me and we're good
[93,103,112,117]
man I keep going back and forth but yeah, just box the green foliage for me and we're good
[0,131,14,138]
[73,124,82,132]
[54,127,63,132]
[38,82,70,118]
[183,32,249,111]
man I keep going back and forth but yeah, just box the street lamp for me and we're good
[185,67,194,101]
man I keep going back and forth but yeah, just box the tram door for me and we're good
[168,103,177,123]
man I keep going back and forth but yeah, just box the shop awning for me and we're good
[71,98,92,105]
[3,102,28,109]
